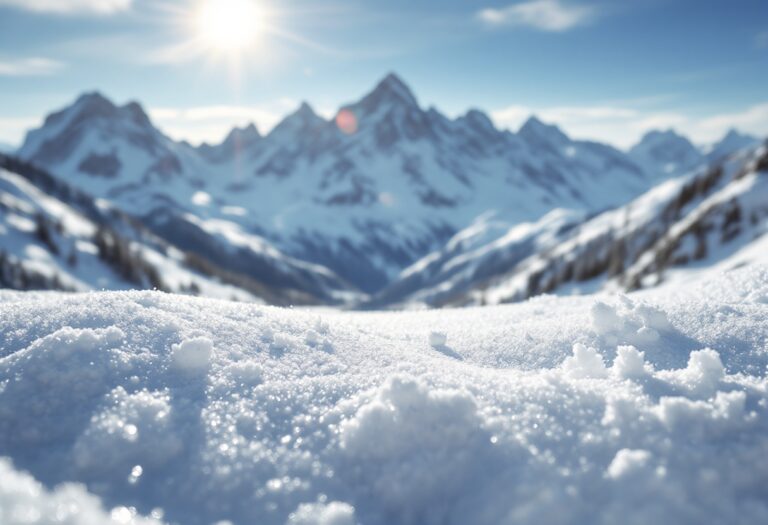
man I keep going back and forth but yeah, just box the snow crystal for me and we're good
[287,501,356,525]
[428,331,447,347]
[606,449,653,480]
[611,345,649,379]
[672,348,726,397]
[590,296,671,347]
[561,343,609,379]
[170,336,213,373]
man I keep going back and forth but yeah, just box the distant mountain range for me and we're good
[2,73,764,306]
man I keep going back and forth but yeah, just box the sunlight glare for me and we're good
[195,0,264,53]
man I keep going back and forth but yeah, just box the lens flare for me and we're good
[336,109,358,135]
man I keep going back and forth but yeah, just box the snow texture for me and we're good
[1,265,768,524]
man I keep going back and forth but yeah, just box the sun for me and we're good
[194,0,264,54]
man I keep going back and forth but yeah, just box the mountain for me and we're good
[0,142,15,154]
[197,123,262,164]
[375,140,767,307]
[629,129,705,180]
[17,74,658,295]
[14,94,358,303]
[0,153,355,305]
[705,129,759,163]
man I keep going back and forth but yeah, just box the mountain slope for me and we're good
[0,153,356,305]
[373,139,767,307]
[468,141,768,306]
[17,75,656,294]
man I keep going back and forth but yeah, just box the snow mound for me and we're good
[0,458,163,525]
[171,336,214,373]
[1,265,767,524]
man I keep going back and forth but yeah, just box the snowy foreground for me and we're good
[1,266,768,525]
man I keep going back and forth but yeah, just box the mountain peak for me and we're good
[639,128,686,142]
[198,122,262,162]
[34,91,117,133]
[227,122,261,140]
[356,72,419,113]
[706,128,759,162]
[75,90,114,107]
[462,109,495,128]
[293,101,321,121]
[519,116,569,144]
[631,129,696,154]
[121,100,152,128]
[718,128,757,144]
[268,101,328,139]
[67,91,118,120]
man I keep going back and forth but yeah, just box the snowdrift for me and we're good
[1,265,768,524]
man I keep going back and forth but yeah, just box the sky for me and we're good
[0,0,766,149]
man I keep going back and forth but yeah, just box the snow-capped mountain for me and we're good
[197,123,262,164]
[629,129,705,180]
[17,74,660,295]
[0,153,355,305]
[705,129,759,163]
[377,139,767,308]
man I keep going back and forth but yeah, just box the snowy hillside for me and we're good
[1,264,768,524]
[17,74,657,293]
[377,140,767,308]
[0,154,355,305]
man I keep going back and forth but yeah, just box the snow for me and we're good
[1,264,767,524]
[428,331,447,347]
[0,458,163,525]
[605,448,652,480]
[170,336,214,373]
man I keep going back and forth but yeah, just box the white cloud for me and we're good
[697,103,768,142]
[478,0,594,32]
[0,116,43,147]
[492,103,664,148]
[491,101,768,149]
[0,0,131,14]
[0,57,65,76]
[149,105,288,145]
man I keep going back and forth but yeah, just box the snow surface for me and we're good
[1,264,768,524]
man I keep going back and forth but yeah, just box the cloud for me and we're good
[0,0,131,15]
[0,57,65,76]
[491,100,768,148]
[478,0,595,32]
[492,103,662,148]
[149,105,289,145]
[697,103,768,142]
[0,116,43,146]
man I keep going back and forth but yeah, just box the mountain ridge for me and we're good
[12,73,761,301]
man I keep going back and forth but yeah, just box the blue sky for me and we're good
[0,0,766,148]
